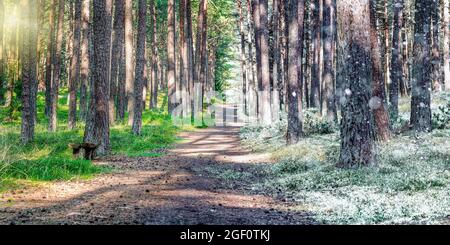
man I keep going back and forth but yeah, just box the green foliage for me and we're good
[303,109,337,135]
[432,102,450,130]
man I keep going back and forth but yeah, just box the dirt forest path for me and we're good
[0,127,315,225]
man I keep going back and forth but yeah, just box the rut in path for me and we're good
[0,127,316,225]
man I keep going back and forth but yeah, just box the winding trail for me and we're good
[0,127,315,225]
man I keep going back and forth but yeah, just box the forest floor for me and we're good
[0,126,316,225]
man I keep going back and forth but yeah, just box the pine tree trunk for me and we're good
[187,0,194,120]
[68,0,82,130]
[410,0,433,132]
[286,0,305,145]
[259,0,272,125]
[44,0,56,117]
[84,0,112,156]
[321,0,337,122]
[0,0,5,104]
[337,0,376,168]
[111,0,125,123]
[310,0,321,109]
[131,0,147,135]
[369,0,391,142]
[443,0,450,90]
[167,0,176,115]
[48,0,65,132]
[431,0,442,91]
[198,0,208,125]
[125,0,134,124]
[180,0,190,119]
[149,0,158,109]
[251,0,261,119]
[20,0,38,144]
[67,1,74,91]
[79,0,90,121]
[193,0,207,124]
[117,44,126,117]
[238,0,248,117]
[247,0,258,120]
[390,0,403,120]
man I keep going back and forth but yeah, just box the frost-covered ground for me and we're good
[227,93,450,224]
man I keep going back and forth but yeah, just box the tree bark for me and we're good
[125,0,134,125]
[48,0,65,132]
[20,0,38,144]
[286,0,305,145]
[251,0,261,119]
[410,0,433,132]
[180,0,190,119]
[131,0,147,135]
[44,0,56,117]
[321,0,337,122]
[259,0,272,124]
[389,0,403,120]
[337,0,376,167]
[167,0,176,115]
[0,0,5,103]
[111,0,125,123]
[431,0,442,91]
[369,0,391,141]
[84,0,112,156]
[310,0,321,109]
[68,0,82,130]
[443,0,450,90]
[79,0,90,121]
[238,0,248,116]
[187,0,195,121]
[149,0,158,109]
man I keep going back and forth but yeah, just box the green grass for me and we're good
[0,90,179,192]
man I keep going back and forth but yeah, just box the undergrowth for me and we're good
[234,92,450,224]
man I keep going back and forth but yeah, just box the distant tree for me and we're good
[111,0,125,122]
[321,0,337,122]
[238,0,249,116]
[131,0,147,135]
[84,0,112,155]
[337,0,376,167]
[149,0,158,109]
[125,0,134,125]
[310,0,321,109]
[79,0,90,121]
[389,0,403,120]
[410,0,433,132]
[44,0,55,117]
[48,0,65,132]
[0,0,5,104]
[251,0,261,117]
[443,0,450,90]
[180,0,190,119]
[431,0,441,91]
[68,0,82,130]
[259,0,272,125]
[167,0,176,115]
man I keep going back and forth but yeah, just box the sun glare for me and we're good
[4,7,18,29]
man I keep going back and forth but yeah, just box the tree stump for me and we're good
[68,144,82,159]
[69,143,99,160]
